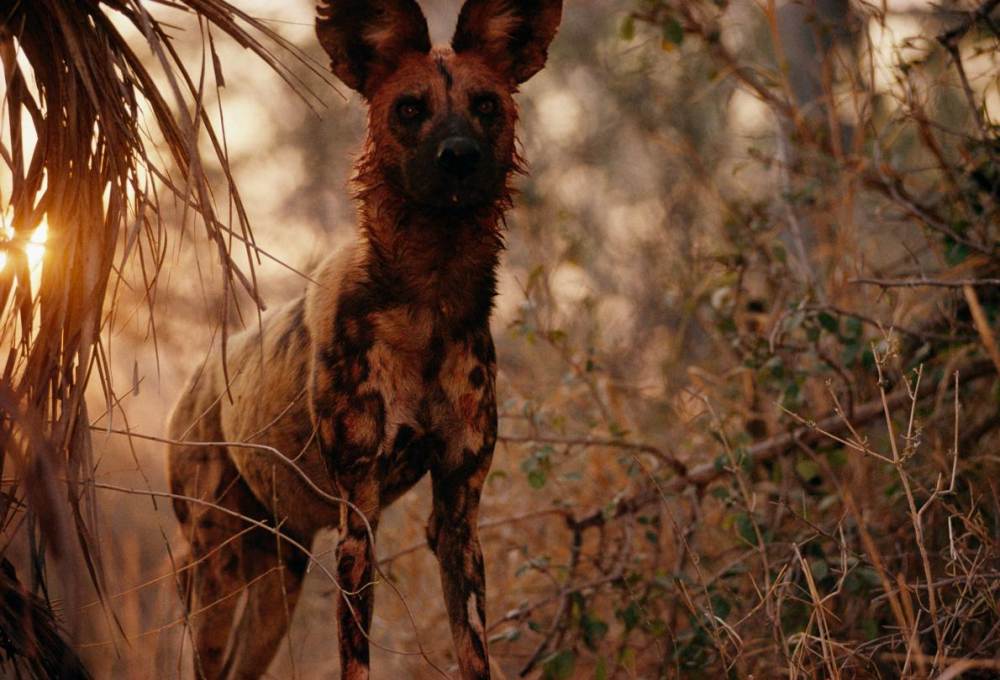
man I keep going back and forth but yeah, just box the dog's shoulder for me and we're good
[303,240,366,346]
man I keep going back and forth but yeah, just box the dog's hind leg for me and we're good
[219,530,307,680]
[170,441,309,679]
[168,378,242,678]
[169,447,250,679]
[172,447,307,680]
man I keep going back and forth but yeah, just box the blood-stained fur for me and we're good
[167,1,561,678]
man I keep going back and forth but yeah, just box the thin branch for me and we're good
[851,278,1000,289]
[499,434,687,476]
[936,0,1000,46]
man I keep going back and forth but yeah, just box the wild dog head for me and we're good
[317,0,562,212]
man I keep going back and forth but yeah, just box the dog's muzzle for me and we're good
[437,136,482,179]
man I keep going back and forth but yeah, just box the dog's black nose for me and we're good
[437,137,481,177]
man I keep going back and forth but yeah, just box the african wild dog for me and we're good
[166,1,562,678]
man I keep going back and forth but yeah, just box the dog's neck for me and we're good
[352,177,507,333]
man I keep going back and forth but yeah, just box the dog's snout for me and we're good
[436,137,481,177]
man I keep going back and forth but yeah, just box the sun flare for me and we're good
[26,222,47,269]
[0,221,48,273]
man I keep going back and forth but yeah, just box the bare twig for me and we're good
[499,434,687,476]
[936,0,1000,46]
[962,285,1000,376]
[851,278,1000,289]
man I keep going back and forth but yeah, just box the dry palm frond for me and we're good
[0,0,320,673]
[0,558,91,679]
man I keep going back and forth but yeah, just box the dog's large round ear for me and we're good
[451,0,563,86]
[316,0,432,97]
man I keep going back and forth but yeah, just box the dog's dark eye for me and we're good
[473,96,498,117]
[396,99,425,122]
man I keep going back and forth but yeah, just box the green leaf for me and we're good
[542,650,576,680]
[709,593,731,620]
[783,381,801,404]
[594,656,608,680]
[763,355,783,377]
[827,449,848,467]
[617,646,636,669]
[844,566,876,594]
[857,566,881,587]
[486,469,508,483]
[780,601,810,634]
[710,486,730,500]
[734,512,757,545]
[808,558,829,581]
[795,459,820,482]
[646,617,668,636]
[619,15,635,41]
[861,348,875,370]
[736,447,754,473]
[527,469,546,489]
[618,602,641,631]
[817,312,839,334]
[521,447,553,489]
[581,613,609,649]
[609,422,629,438]
[945,240,970,265]
[662,18,684,45]
[844,316,862,339]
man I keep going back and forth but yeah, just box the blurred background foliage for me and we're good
[1,0,999,677]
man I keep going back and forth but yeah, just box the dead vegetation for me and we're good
[0,1,317,675]
[481,2,1000,677]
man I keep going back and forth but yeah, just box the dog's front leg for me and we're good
[428,454,492,680]
[428,365,497,680]
[314,370,385,680]
[334,472,380,680]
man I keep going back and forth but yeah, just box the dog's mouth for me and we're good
[437,190,494,213]
[397,139,503,212]
[443,186,489,209]
[405,175,498,212]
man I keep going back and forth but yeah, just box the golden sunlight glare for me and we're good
[26,221,47,269]
[0,221,48,273]
[0,226,8,272]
